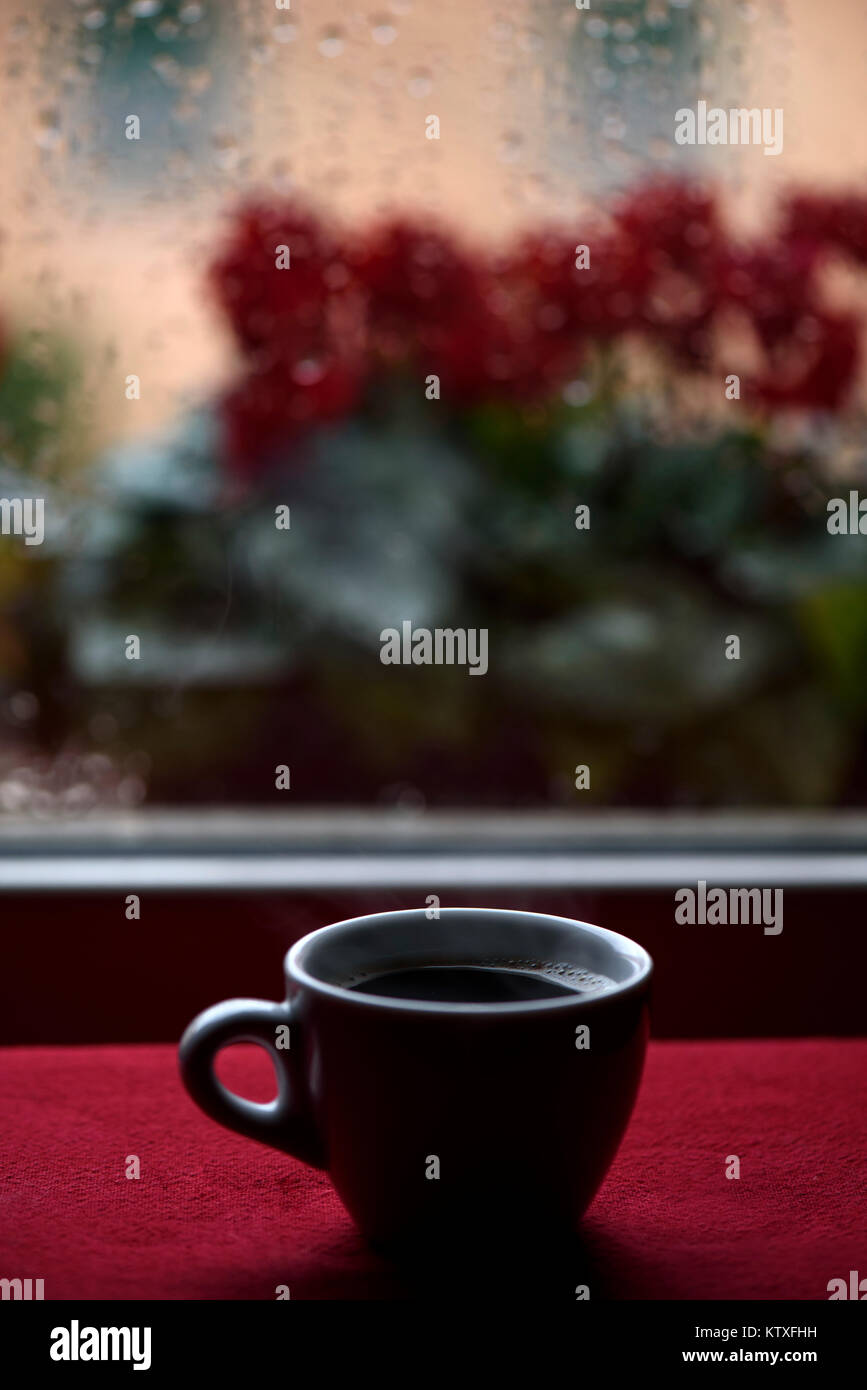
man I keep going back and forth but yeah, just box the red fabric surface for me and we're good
[1,1040,864,1300]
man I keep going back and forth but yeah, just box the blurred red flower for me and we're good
[209,183,867,481]
[753,311,861,413]
[210,202,366,475]
[783,192,867,266]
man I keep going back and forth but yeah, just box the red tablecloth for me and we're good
[1,1040,864,1300]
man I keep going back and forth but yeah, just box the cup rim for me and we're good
[286,907,653,1015]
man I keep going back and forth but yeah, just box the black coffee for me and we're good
[345,962,613,1003]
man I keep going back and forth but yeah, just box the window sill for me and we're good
[0,809,865,890]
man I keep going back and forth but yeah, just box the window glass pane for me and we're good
[1,1,865,812]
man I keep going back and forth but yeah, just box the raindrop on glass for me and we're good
[34,108,62,150]
[212,130,240,171]
[318,28,345,58]
[152,54,182,85]
[593,67,617,91]
[517,28,544,53]
[407,67,432,98]
[646,4,671,29]
[497,130,523,164]
[371,18,398,46]
[8,692,39,724]
[186,67,212,95]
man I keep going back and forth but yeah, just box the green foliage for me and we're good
[0,332,84,481]
[798,585,867,714]
[55,393,867,806]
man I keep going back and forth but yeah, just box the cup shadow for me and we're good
[213,1206,673,1300]
[365,1221,627,1301]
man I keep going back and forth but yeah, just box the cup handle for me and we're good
[178,997,324,1168]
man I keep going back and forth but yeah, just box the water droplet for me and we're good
[129,0,163,17]
[586,17,609,38]
[273,23,298,44]
[318,27,345,58]
[563,380,592,408]
[650,135,675,161]
[371,17,398,45]
[171,97,196,124]
[34,108,62,150]
[537,303,566,332]
[521,172,547,205]
[8,692,39,724]
[118,775,147,807]
[212,130,239,171]
[645,2,670,27]
[152,53,182,84]
[179,1,205,21]
[407,66,432,98]
[186,66,212,94]
[497,130,523,163]
[517,28,544,53]
[269,159,294,195]
[292,359,326,386]
[82,8,107,30]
